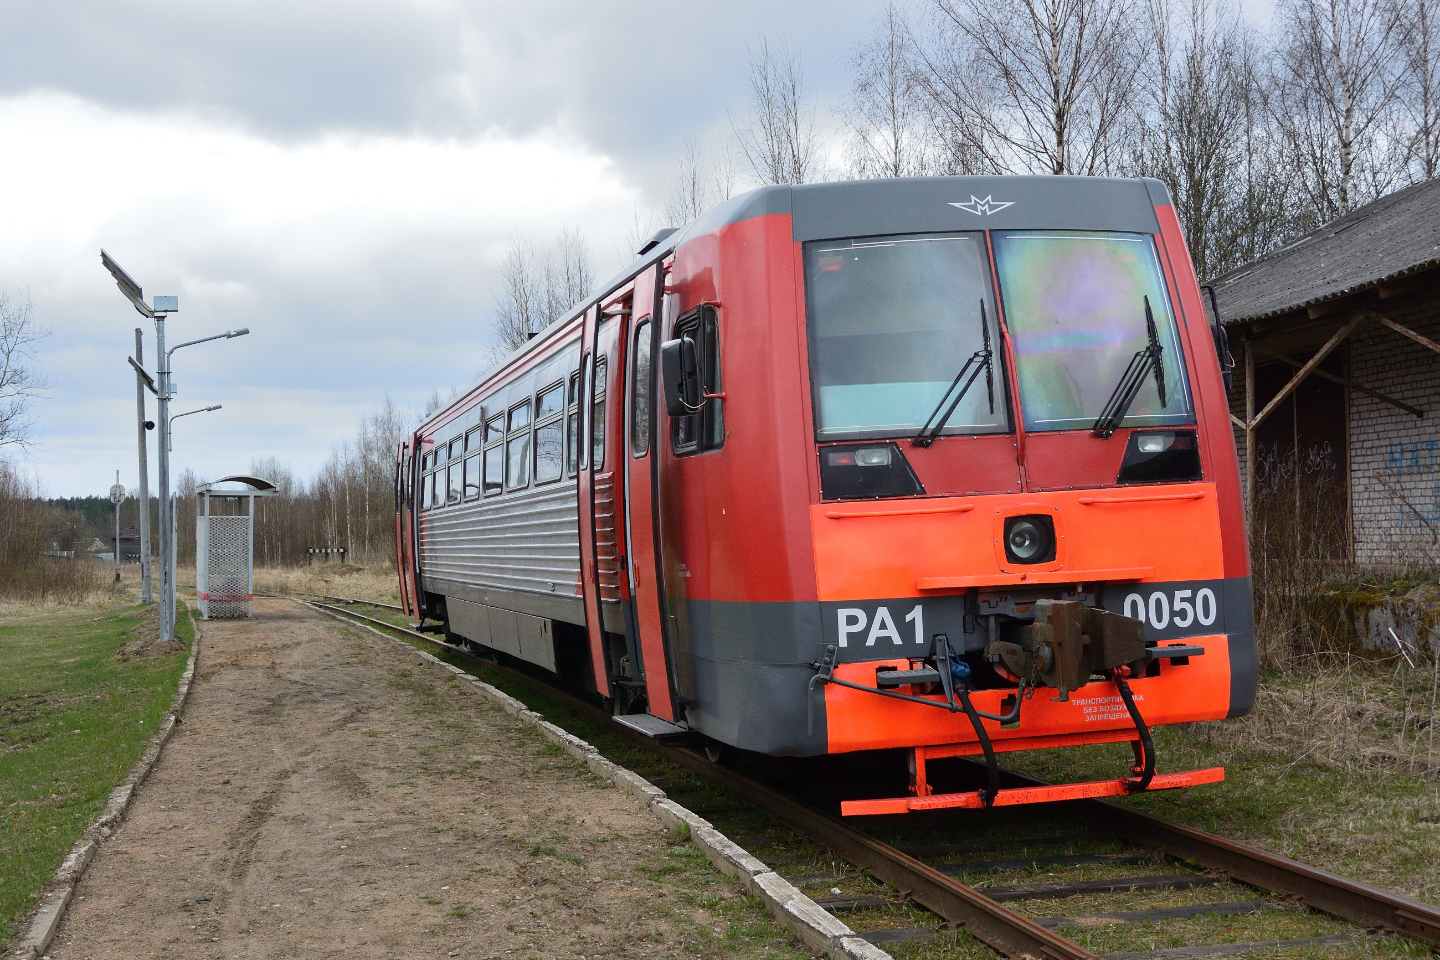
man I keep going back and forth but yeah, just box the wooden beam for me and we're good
[1252,345,1423,418]
[1245,340,1254,517]
[1249,312,1367,431]
[1374,313,1440,358]
[1230,413,1246,430]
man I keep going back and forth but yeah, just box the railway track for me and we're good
[300,595,1440,959]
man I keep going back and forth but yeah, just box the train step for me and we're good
[611,712,696,745]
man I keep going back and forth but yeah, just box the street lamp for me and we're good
[169,404,222,452]
[102,250,249,644]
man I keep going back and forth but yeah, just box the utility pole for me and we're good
[134,328,153,604]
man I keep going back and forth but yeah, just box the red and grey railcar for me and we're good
[395,176,1255,812]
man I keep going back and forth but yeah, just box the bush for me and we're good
[0,462,99,603]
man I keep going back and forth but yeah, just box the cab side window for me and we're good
[672,305,724,455]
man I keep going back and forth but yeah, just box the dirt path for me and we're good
[46,600,786,959]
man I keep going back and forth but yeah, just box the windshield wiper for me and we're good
[912,300,994,448]
[1092,295,1167,439]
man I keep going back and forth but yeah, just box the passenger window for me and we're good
[566,372,581,477]
[535,382,565,485]
[537,382,564,419]
[422,471,433,509]
[447,461,462,504]
[449,438,463,462]
[509,402,531,434]
[463,454,481,499]
[672,305,724,455]
[631,321,652,457]
[506,400,532,490]
[465,427,482,452]
[483,413,505,496]
[483,446,503,496]
[591,358,607,469]
[430,471,441,509]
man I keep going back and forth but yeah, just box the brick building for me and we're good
[1210,177,1440,565]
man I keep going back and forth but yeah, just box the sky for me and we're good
[1,0,1276,496]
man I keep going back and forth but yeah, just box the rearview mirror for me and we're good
[660,337,701,417]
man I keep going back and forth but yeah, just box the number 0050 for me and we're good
[1123,587,1217,630]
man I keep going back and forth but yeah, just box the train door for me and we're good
[623,265,679,722]
[576,306,611,696]
[395,439,415,618]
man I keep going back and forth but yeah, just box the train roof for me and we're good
[418,175,1175,435]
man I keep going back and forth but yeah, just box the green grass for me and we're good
[0,600,192,950]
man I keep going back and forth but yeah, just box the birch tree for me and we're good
[730,38,821,185]
[1273,0,1406,219]
[918,0,1140,176]
[842,3,934,178]
[0,289,47,449]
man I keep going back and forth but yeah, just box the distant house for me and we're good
[1210,177,1440,564]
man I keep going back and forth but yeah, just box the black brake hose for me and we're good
[956,686,1000,808]
[1113,672,1156,792]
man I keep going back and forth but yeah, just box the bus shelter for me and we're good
[196,475,277,619]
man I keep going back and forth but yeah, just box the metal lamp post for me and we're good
[102,250,249,643]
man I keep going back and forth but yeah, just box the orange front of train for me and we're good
[661,176,1254,812]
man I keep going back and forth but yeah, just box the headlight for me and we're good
[853,447,892,467]
[1003,515,1056,565]
[1136,433,1173,454]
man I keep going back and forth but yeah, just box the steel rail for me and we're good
[300,599,1095,959]
[300,599,1440,954]
[985,767,1440,947]
[311,593,404,611]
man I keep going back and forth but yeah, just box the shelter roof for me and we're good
[1210,177,1440,325]
[197,475,278,495]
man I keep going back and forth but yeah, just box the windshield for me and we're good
[992,231,1194,433]
[805,233,1007,440]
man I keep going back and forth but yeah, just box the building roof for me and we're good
[1211,177,1440,324]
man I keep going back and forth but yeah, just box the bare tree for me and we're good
[1134,0,1261,278]
[0,289,48,449]
[544,227,594,325]
[842,2,934,178]
[491,230,594,356]
[917,0,1140,176]
[1400,0,1440,181]
[730,38,821,185]
[1273,0,1406,219]
[620,205,666,265]
[1217,30,1317,272]
[492,235,545,354]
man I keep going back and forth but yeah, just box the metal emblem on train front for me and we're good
[950,195,1014,215]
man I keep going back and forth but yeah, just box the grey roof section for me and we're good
[420,175,1174,433]
[789,175,1167,241]
[1210,176,1440,325]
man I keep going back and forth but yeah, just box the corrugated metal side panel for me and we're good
[419,482,580,598]
[593,472,622,600]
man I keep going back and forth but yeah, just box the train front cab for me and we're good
[655,177,1256,814]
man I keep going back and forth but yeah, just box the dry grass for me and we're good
[251,563,401,606]
[1226,654,1440,780]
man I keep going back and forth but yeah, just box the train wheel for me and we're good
[702,740,735,765]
